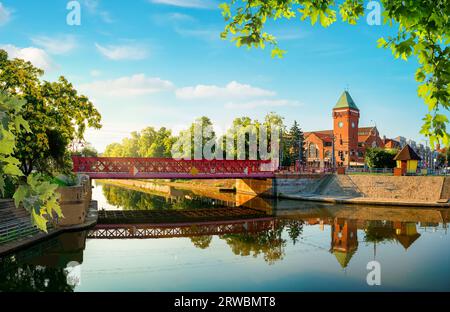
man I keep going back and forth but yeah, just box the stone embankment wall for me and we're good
[236,175,450,203]
[339,175,445,201]
[56,175,92,227]
[440,177,450,200]
[236,175,324,197]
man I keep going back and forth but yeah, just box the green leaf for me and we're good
[0,128,15,155]
[219,3,231,19]
[418,84,429,98]
[271,47,286,58]
[13,115,31,133]
[435,114,449,123]
[13,185,28,208]
[45,197,63,218]
[0,176,5,196]
[377,37,387,48]
[310,10,319,25]
[415,69,426,82]
[2,163,23,176]
[31,209,48,233]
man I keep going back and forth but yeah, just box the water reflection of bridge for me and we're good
[88,201,449,243]
[89,207,275,239]
[88,219,277,239]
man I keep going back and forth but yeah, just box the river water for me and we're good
[1,181,449,292]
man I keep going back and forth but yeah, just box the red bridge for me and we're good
[72,156,276,179]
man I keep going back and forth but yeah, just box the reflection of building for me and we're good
[304,91,384,168]
[330,218,359,268]
[393,222,421,250]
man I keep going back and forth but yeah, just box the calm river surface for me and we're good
[1,181,449,292]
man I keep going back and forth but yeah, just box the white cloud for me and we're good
[0,2,11,25]
[176,81,276,100]
[0,44,55,71]
[272,28,309,41]
[225,99,302,110]
[90,69,102,77]
[98,11,114,23]
[84,0,99,12]
[174,27,220,41]
[168,12,196,22]
[31,35,77,55]
[152,12,219,42]
[84,0,114,23]
[150,0,216,9]
[79,74,174,97]
[95,43,149,60]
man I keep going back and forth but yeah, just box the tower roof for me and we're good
[334,91,359,110]
[333,250,356,268]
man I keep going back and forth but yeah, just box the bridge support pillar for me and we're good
[235,179,275,197]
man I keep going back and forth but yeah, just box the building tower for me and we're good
[332,91,360,167]
[330,218,359,269]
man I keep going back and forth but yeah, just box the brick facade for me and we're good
[305,91,385,168]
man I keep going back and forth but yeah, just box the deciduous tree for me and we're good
[0,49,102,175]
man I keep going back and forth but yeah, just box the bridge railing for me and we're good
[277,165,335,174]
[72,156,277,178]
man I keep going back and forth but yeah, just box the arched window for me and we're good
[309,143,318,158]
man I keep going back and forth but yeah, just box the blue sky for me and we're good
[0,0,435,151]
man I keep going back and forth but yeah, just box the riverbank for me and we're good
[0,200,98,257]
[98,175,450,208]
[244,175,450,208]
[278,194,450,208]
[97,179,235,199]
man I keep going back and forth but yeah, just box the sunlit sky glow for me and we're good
[0,0,436,152]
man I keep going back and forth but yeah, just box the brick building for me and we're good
[304,91,384,168]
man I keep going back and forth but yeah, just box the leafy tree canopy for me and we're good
[0,49,102,175]
[365,147,397,168]
[0,93,62,232]
[220,0,450,147]
[103,126,174,158]
[0,92,30,196]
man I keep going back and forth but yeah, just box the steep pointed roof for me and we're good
[334,91,359,110]
[394,144,422,161]
[333,250,356,268]
[396,233,421,250]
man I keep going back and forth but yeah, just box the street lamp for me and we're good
[331,135,336,170]
[298,135,304,172]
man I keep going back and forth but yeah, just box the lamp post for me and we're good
[298,135,303,172]
[279,132,283,171]
[331,135,336,170]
